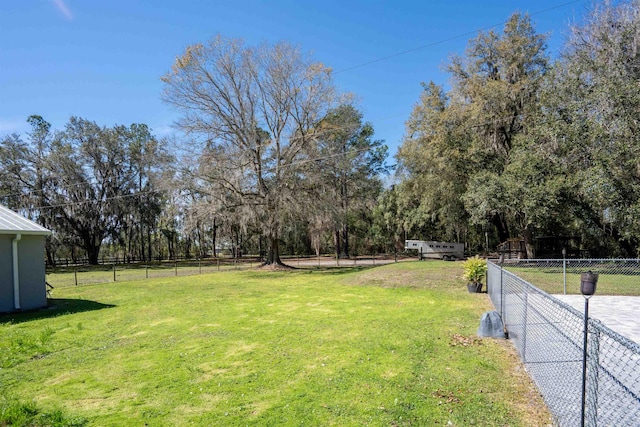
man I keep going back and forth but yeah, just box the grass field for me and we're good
[1,261,551,426]
[45,259,257,288]
[44,256,399,288]
[505,267,640,296]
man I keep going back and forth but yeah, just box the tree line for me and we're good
[2,0,638,263]
[0,117,173,264]
[1,39,390,265]
[392,1,640,258]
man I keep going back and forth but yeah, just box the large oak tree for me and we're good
[162,35,337,265]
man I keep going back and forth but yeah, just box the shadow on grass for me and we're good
[250,264,376,276]
[0,298,116,324]
[287,265,376,275]
[311,266,374,275]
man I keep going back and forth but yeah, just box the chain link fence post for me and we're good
[500,260,506,338]
[522,283,528,363]
[563,255,567,294]
[586,320,601,427]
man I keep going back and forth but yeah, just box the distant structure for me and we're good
[497,238,526,260]
[404,240,465,261]
[0,205,51,313]
[497,236,583,259]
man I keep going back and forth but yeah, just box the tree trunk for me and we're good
[147,227,152,262]
[212,218,218,258]
[313,233,320,257]
[339,171,350,259]
[85,242,101,265]
[45,237,55,267]
[125,222,133,263]
[522,227,535,259]
[140,222,146,262]
[265,234,284,265]
[185,236,192,259]
[491,213,510,244]
[196,223,204,258]
[232,227,241,258]
[165,231,175,260]
[340,222,349,259]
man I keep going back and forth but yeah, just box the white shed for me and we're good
[0,204,51,313]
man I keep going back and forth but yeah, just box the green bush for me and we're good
[462,256,487,284]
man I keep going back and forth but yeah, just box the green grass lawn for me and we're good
[1,261,550,426]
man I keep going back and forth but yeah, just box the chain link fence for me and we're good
[501,258,640,296]
[488,261,640,426]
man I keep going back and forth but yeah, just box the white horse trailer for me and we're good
[404,240,465,261]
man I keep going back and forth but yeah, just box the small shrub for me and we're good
[462,256,487,285]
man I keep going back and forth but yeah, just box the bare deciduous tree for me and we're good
[162,35,336,266]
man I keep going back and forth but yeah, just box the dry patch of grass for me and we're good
[346,260,463,290]
[449,333,483,347]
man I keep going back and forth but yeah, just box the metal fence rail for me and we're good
[488,261,640,426]
[45,255,404,289]
[503,258,640,295]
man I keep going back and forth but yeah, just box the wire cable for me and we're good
[334,0,583,74]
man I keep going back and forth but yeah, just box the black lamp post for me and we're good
[580,271,598,427]
[562,248,567,294]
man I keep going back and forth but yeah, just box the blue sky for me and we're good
[1,0,588,158]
